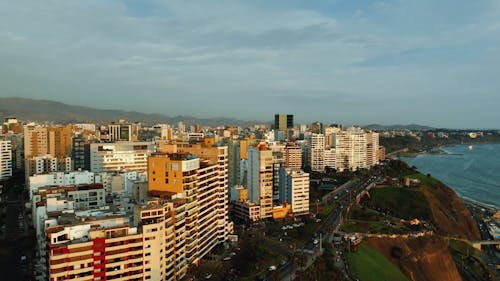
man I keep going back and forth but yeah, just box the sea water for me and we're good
[401,144,500,208]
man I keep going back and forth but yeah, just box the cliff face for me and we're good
[419,177,481,241]
[366,236,462,281]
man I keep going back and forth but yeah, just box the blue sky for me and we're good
[1,0,500,128]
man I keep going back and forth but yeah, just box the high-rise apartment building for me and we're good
[23,124,49,157]
[148,142,231,267]
[228,140,241,188]
[309,133,325,172]
[0,140,12,180]
[334,127,367,171]
[283,143,302,169]
[247,145,273,218]
[366,132,380,167]
[269,142,285,201]
[274,114,293,141]
[24,124,73,159]
[48,125,73,158]
[279,168,310,215]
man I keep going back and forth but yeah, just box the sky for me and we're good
[1,0,500,128]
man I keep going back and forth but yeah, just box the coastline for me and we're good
[461,196,499,212]
[388,140,500,159]
[399,143,500,210]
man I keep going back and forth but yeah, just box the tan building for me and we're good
[24,124,49,157]
[284,143,302,169]
[365,132,380,167]
[247,145,273,219]
[48,125,73,158]
[148,140,232,272]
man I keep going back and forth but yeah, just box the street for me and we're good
[0,176,34,281]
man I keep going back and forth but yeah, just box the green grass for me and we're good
[347,243,410,281]
[368,187,431,220]
[317,201,338,218]
[341,220,407,234]
[407,173,442,188]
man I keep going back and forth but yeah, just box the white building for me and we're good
[0,140,12,180]
[334,127,367,171]
[28,170,146,199]
[309,133,325,172]
[279,168,310,215]
[89,142,155,173]
[324,148,336,170]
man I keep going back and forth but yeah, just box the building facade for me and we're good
[89,142,155,173]
[279,168,310,215]
[0,140,12,180]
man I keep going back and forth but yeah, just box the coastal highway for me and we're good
[276,175,378,281]
[466,201,500,277]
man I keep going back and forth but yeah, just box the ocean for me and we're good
[400,143,500,208]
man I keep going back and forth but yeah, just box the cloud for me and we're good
[0,0,499,128]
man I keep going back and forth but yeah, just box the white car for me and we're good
[268,265,277,271]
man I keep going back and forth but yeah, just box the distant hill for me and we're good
[364,124,435,131]
[0,97,259,126]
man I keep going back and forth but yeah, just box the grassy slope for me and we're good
[407,174,481,240]
[368,187,431,220]
[347,243,410,281]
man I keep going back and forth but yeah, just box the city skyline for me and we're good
[1,1,500,128]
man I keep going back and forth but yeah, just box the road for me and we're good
[0,177,34,281]
[467,202,500,277]
[276,175,379,281]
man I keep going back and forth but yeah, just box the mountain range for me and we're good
[0,97,260,126]
[0,97,440,130]
[363,124,435,131]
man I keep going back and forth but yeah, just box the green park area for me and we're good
[367,187,431,220]
[346,243,410,281]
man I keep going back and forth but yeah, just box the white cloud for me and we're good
[0,0,499,127]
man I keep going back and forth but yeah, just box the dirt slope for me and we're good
[419,179,481,240]
[366,236,462,281]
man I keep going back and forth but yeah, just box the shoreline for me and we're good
[461,196,499,212]
[398,145,500,211]
[389,141,500,159]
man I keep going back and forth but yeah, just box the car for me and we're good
[268,265,277,271]
[222,256,232,261]
[313,239,319,245]
[204,273,213,279]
